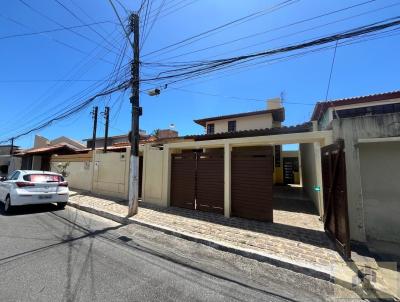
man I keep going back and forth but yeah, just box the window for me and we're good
[228,120,236,132]
[207,123,215,134]
[23,174,63,182]
[8,171,20,180]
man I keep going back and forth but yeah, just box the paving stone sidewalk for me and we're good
[68,190,344,273]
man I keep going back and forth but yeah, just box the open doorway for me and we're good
[272,143,321,230]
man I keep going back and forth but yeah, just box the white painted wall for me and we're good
[93,151,130,200]
[142,146,166,206]
[300,143,323,215]
[51,161,92,191]
[359,142,400,245]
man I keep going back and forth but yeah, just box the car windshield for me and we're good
[23,174,64,183]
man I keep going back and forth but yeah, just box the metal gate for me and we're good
[231,146,273,222]
[170,150,224,213]
[321,140,351,259]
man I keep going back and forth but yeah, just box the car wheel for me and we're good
[57,202,67,209]
[4,196,12,214]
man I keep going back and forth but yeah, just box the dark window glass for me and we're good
[336,103,400,118]
[228,120,236,132]
[23,174,64,182]
[207,124,215,134]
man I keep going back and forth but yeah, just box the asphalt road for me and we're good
[0,204,360,302]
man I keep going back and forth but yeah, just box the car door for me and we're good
[0,171,16,201]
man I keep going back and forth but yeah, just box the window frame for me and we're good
[207,123,215,134]
[228,120,236,132]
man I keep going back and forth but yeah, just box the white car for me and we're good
[0,170,69,213]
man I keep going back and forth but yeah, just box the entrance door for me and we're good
[283,157,298,184]
[231,146,273,222]
[321,140,351,259]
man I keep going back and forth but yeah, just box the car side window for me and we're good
[11,172,20,180]
[6,171,16,180]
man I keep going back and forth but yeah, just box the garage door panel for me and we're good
[232,146,273,222]
[171,154,196,210]
[197,152,224,214]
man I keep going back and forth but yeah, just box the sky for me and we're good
[0,0,399,149]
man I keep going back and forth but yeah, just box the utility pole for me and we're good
[128,13,141,216]
[10,137,14,156]
[90,106,98,192]
[9,137,14,172]
[103,106,110,153]
[91,106,98,150]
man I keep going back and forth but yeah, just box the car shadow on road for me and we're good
[0,203,64,216]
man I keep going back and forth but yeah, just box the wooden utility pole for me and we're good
[91,106,98,150]
[128,13,141,216]
[103,106,110,153]
[10,138,14,156]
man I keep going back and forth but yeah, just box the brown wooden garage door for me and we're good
[231,146,273,222]
[196,151,224,214]
[170,152,196,210]
[170,150,224,214]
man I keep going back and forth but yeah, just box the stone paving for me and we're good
[69,189,346,273]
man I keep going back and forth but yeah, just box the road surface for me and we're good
[0,204,360,301]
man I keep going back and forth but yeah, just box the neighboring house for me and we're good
[0,145,22,176]
[309,90,400,256]
[17,135,85,171]
[194,98,284,134]
[83,130,148,149]
[34,134,86,150]
[83,129,179,149]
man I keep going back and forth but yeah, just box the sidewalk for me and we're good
[68,190,399,300]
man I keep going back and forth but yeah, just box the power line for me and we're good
[0,13,115,63]
[53,0,117,51]
[0,20,115,40]
[139,17,400,85]
[157,86,315,105]
[108,0,133,48]
[142,0,298,58]
[157,0,391,62]
[0,80,130,144]
[18,0,120,55]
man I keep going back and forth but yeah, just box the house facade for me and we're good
[194,98,284,134]
[0,145,21,177]
[310,90,400,256]
[19,135,85,171]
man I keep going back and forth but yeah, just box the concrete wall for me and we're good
[51,153,93,191]
[332,112,400,243]
[300,143,323,215]
[93,151,130,200]
[205,114,273,134]
[142,146,166,207]
[359,142,400,245]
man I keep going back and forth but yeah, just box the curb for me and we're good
[67,201,332,279]
[67,201,391,300]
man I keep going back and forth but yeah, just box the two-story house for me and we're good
[192,98,300,186]
[194,98,284,134]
